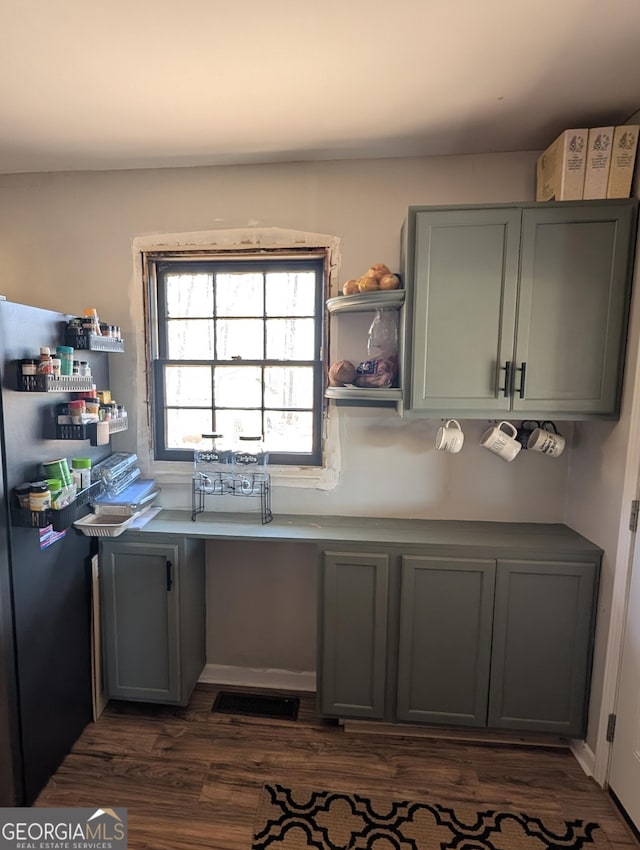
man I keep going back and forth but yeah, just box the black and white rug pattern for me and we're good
[252,783,609,850]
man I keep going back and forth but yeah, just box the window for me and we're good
[147,254,326,465]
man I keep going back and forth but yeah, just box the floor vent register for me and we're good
[211,691,300,721]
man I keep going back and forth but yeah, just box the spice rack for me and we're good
[64,332,125,353]
[18,373,95,393]
[12,480,104,532]
[191,449,272,524]
[55,415,128,445]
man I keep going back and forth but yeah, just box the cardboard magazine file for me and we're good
[536,129,588,201]
[607,125,639,198]
[583,126,614,199]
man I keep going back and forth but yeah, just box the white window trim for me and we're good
[130,227,342,490]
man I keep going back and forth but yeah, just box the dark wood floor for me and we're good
[35,684,639,850]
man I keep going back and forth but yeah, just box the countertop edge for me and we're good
[116,510,604,559]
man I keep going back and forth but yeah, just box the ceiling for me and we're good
[2,0,640,175]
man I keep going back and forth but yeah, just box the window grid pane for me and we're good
[154,258,324,464]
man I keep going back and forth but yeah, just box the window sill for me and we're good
[142,460,339,491]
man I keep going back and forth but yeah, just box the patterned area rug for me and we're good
[251,783,611,850]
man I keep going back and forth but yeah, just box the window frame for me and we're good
[147,252,327,466]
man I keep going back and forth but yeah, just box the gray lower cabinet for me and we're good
[488,559,598,736]
[319,551,389,718]
[404,200,637,418]
[318,548,599,737]
[396,556,495,727]
[100,536,205,706]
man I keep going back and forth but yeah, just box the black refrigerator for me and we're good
[0,299,111,805]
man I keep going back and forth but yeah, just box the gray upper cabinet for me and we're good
[514,206,634,415]
[408,208,521,414]
[319,550,389,719]
[396,556,495,727]
[404,200,637,419]
[100,536,205,706]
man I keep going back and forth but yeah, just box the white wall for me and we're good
[564,121,640,756]
[0,153,593,688]
[0,152,569,521]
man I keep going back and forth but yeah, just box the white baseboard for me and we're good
[199,663,316,693]
[570,738,597,781]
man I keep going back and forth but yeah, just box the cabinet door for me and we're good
[407,208,520,414]
[488,559,598,736]
[396,556,495,727]
[101,540,182,703]
[513,203,635,416]
[319,551,389,719]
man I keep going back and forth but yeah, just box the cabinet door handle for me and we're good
[499,361,513,397]
[516,362,527,398]
[166,561,173,592]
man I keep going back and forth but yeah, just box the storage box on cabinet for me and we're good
[99,535,205,706]
[318,545,600,737]
[403,200,637,419]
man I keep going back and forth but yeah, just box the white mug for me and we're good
[528,426,566,457]
[435,419,464,453]
[480,421,521,462]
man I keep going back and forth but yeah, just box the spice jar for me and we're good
[84,398,100,420]
[83,308,101,336]
[29,481,51,512]
[14,483,32,509]
[20,358,37,376]
[56,345,74,377]
[38,347,53,375]
[71,458,92,490]
[69,399,86,424]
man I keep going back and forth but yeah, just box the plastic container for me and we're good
[29,481,51,512]
[14,483,32,509]
[84,398,100,420]
[92,478,158,516]
[38,347,53,375]
[232,435,268,495]
[73,513,137,537]
[91,452,138,485]
[233,435,268,470]
[69,399,86,424]
[42,458,72,487]
[83,308,101,336]
[71,458,92,490]
[56,345,74,376]
[194,434,231,494]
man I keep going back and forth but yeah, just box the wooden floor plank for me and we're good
[35,684,639,850]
